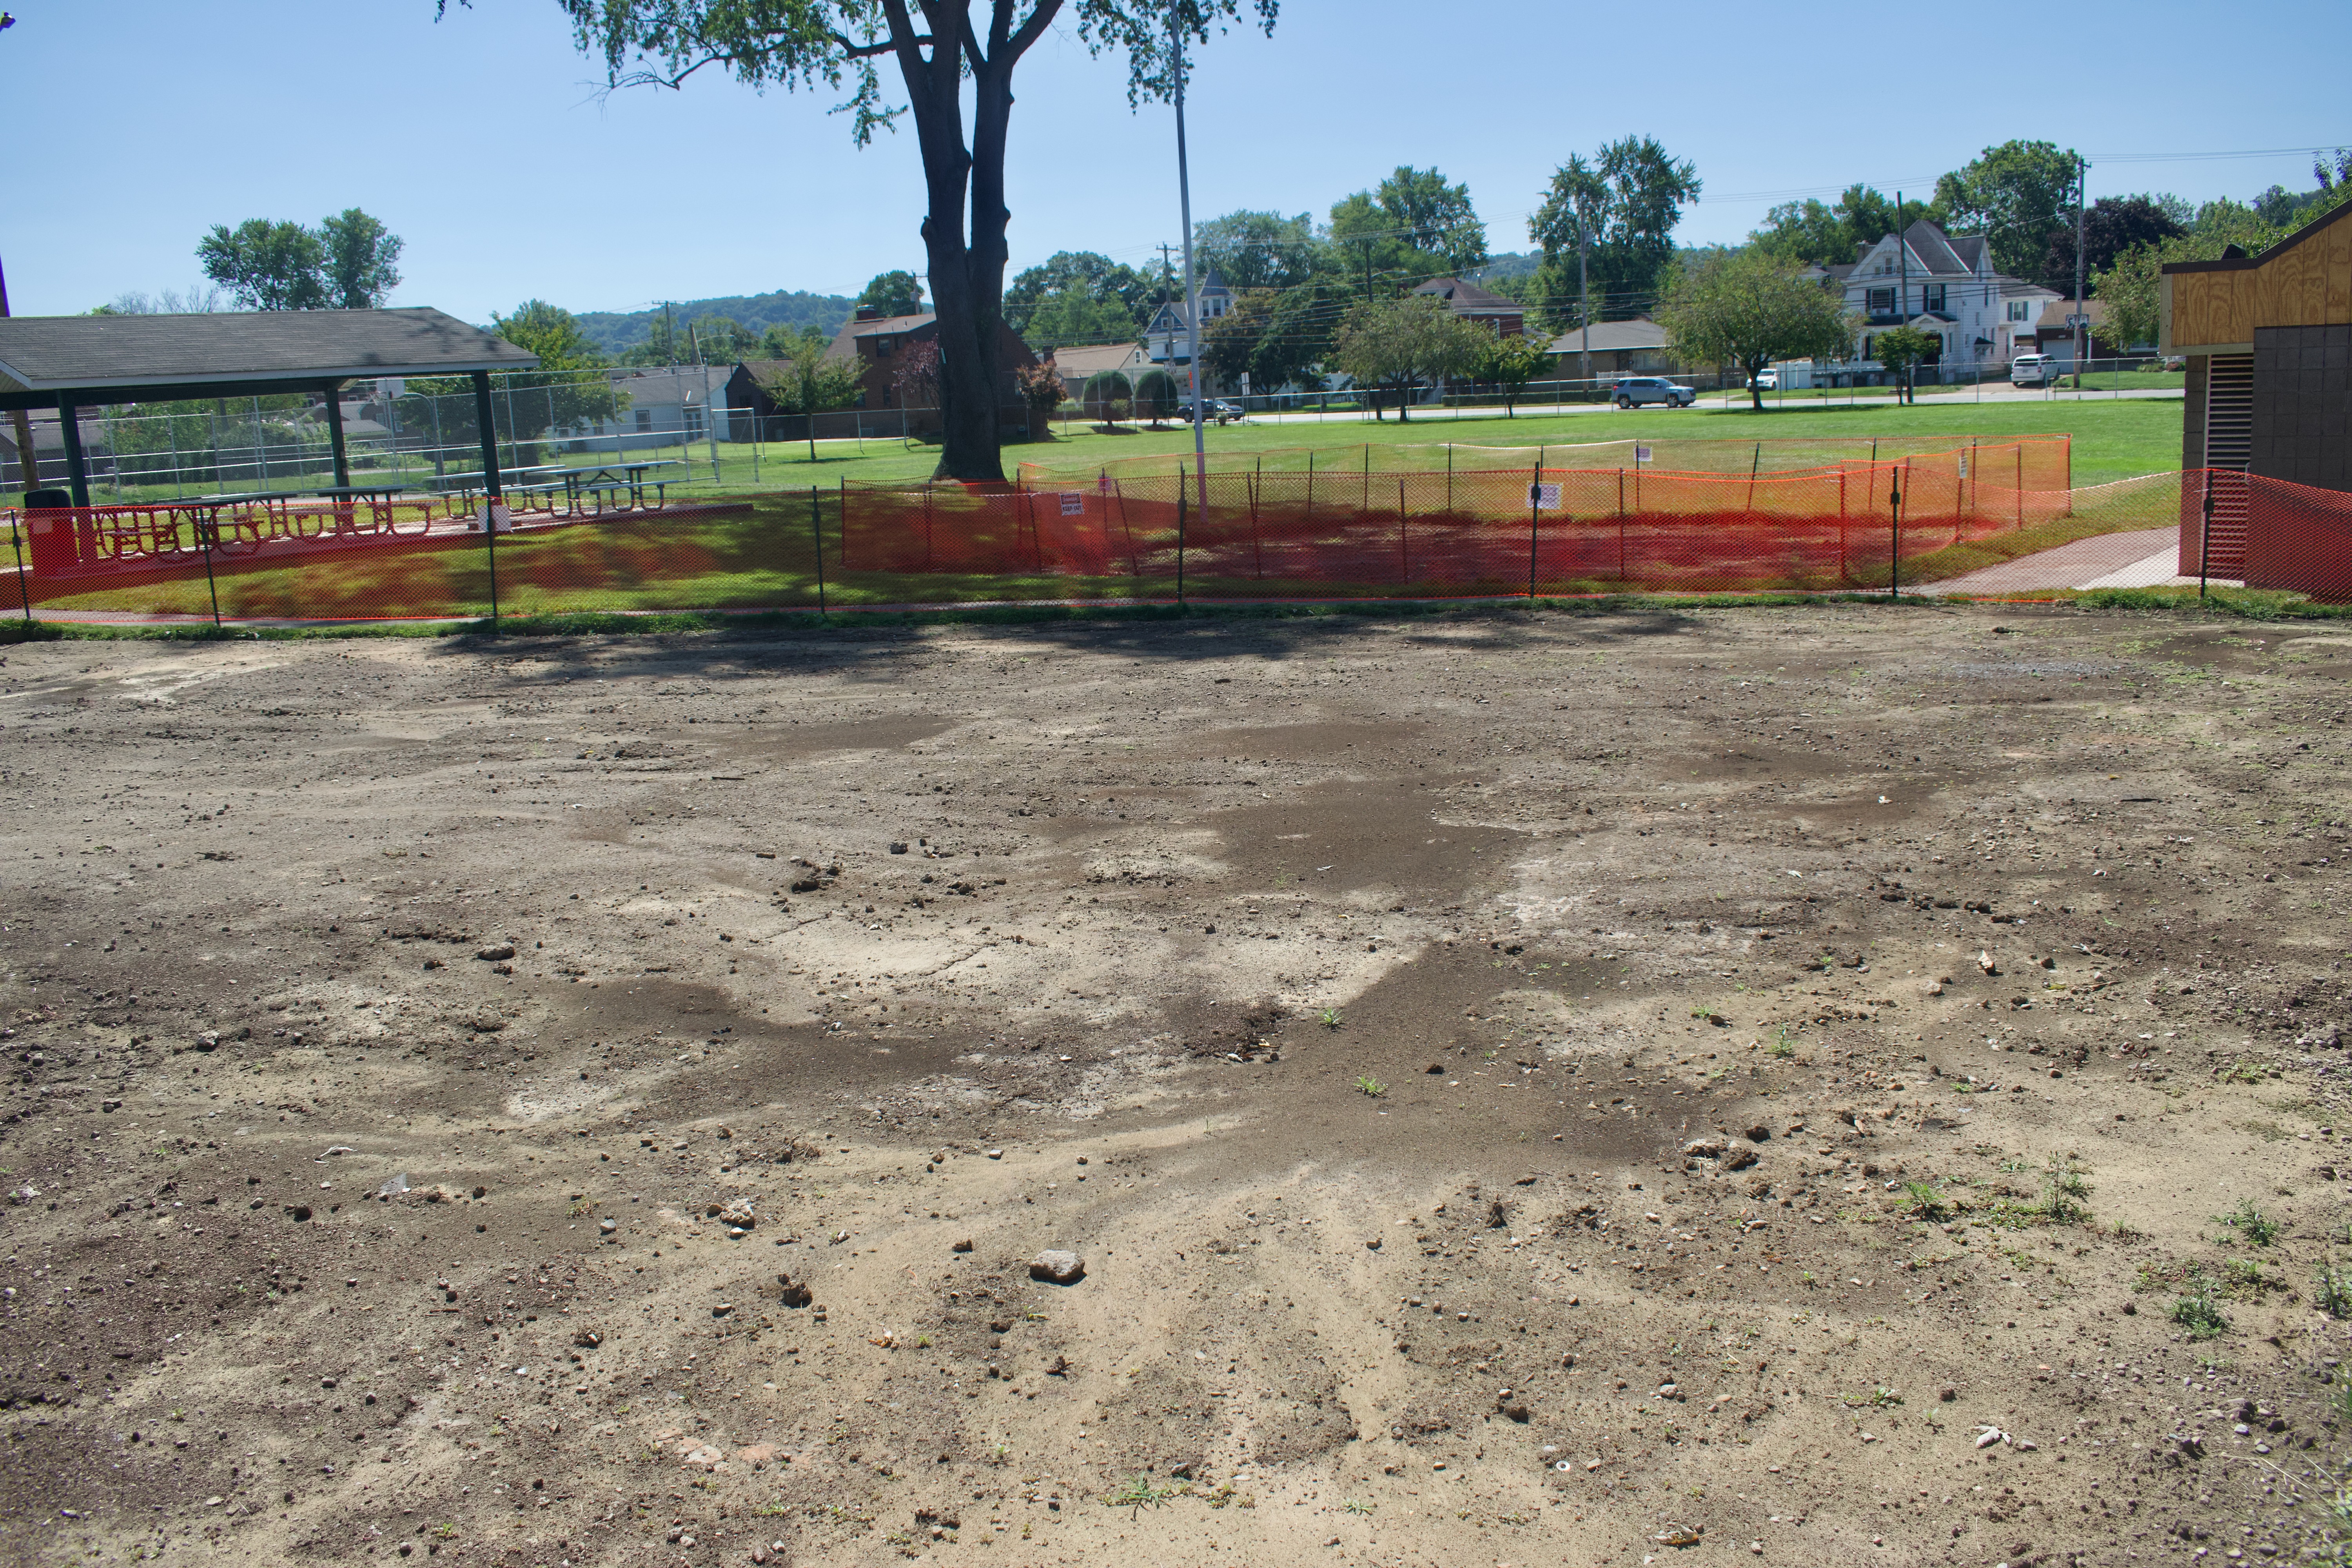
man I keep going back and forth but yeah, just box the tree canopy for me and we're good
[528,0,1278,483]
[1748,185,1942,267]
[1933,140,2085,283]
[1192,209,1323,292]
[197,210,403,310]
[856,269,927,318]
[1653,250,1855,411]
[754,324,868,457]
[1528,137,1700,328]
[1328,293,1487,421]
[1004,251,1152,341]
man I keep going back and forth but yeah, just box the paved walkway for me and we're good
[1924,527,2236,596]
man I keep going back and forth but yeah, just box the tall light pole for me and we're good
[2072,158,2089,391]
[1171,14,1207,519]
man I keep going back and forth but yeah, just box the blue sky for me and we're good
[7,0,2348,321]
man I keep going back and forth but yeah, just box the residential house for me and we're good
[1141,270,1235,393]
[2165,198,2352,494]
[1544,317,1678,376]
[1410,277,1526,337]
[1038,341,1148,403]
[1832,220,2055,379]
[817,306,1038,435]
[546,364,728,454]
[2027,298,2143,363]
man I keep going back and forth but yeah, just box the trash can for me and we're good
[22,487,75,575]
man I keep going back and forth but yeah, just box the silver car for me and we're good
[1614,376,1696,408]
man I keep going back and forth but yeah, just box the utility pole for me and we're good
[0,255,43,496]
[1578,231,1592,387]
[2072,158,2089,392]
[1171,14,1207,524]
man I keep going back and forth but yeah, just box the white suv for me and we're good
[2011,354,2059,388]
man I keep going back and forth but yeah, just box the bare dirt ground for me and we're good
[3,603,2350,1568]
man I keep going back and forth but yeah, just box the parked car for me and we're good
[2010,354,2060,387]
[1614,377,1696,408]
[1750,369,1778,391]
[1173,399,1241,425]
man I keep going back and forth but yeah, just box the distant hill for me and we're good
[574,289,857,354]
[1468,251,1541,283]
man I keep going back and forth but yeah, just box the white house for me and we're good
[1141,270,1235,392]
[551,365,730,453]
[1826,220,2058,377]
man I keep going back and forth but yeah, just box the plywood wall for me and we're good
[2171,213,2352,348]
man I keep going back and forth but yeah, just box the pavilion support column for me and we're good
[323,380,350,488]
[471,370,502,623]
[58,399,89,507]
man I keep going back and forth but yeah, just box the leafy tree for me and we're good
[857,269,926,318]
[318,209,404,309]
[1529,136,1701,330]
[519,0,1278,483]
[684,313,758,362]
[1200,282,1333,396]
[1328,293,1487,421]
[1131,366,1179,425]
[1653,250,1855,411]
[2252,149,2352,228]
[1192,209,1324,292]
[1015,359,1067,425]
[754,324,869,460]
[397,299,627,466]
[2039,196,2183,293]
[2092,198,2283,352]
[1473,328,1554,417]
[892,335,940,411]
[1327,191,1424,295]
[622,307,686,366]
[198,210,403,310]
[1079,368,1131,425]
[1867,324,1939,403]
[1004,251,1151,337]
[197,219,328,310]
[1020,285,1141,349]
[1749,185,1943,266]
[1372,167,1486,275]
[1933,140,2085,283]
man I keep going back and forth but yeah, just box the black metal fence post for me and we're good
[2198,471,2214,603]
[7,510,29,622]
[199,509,221,628]
[1888,474,1903,598]
[470,371,503,626]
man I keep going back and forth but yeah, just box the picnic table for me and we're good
[428,466,566,520]
[309,484,417,535]
[559,460,681,514]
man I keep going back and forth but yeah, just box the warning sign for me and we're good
[1060,493,1085,517]
[1526,481,1561,510]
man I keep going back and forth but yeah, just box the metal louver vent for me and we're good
[2203,354,2252,470]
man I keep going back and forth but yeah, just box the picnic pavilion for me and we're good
[0,307,538,506]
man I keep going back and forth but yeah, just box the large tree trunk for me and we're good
[884,0,1056,484]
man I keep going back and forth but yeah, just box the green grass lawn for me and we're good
[719,394,2181,492]
[64,394,2181,511]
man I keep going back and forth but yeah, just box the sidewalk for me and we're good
[1924,527,2233,596]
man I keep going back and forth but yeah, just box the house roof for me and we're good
[1412,276,1522,314]
[1545,318,1671,355]
[1998,275,2062,298]
[2035,298,2109,330]
[0,307,537,405]
[1043,342,1143,380]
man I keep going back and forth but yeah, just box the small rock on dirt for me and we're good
[474,943,516,962]
[1030,1249,1085,1284]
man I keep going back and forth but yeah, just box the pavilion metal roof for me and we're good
[0,307,537,407]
